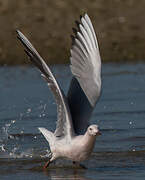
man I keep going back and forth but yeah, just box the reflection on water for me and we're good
[44,169,93,180]
[1,64,145,179]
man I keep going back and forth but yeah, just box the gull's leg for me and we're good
[43,158,55,169]
[43,160,51,169]
[43,152,53,169]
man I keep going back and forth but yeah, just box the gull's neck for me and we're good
[81,131,97,152]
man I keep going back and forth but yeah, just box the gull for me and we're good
[16,13,101,169]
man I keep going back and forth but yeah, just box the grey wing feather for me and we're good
[16,30,74,139]
[67,14,101,134]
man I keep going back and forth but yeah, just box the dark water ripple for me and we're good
[1,64,145,179]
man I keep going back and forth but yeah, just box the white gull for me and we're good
[16,13,102,169]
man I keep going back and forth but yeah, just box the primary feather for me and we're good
[17,30,74,140]
[67,13,101,134]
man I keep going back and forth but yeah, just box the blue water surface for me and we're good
[0,63,145,179]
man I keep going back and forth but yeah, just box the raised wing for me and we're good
[17,30,74,139]
[67,14,101,135]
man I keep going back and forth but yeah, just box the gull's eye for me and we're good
[89,128,92,131]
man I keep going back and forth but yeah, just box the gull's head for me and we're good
[87,125,101,136]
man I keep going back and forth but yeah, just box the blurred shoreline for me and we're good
[0,0,144,65]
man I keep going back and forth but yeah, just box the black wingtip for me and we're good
[16,29,21,37]
[17,35,22,43]
[72,28,77,36]
[80,15,83,20]
[75,20,80,29]
[16,29,19,33]
[16,29,22,41]
[70,35,75,46]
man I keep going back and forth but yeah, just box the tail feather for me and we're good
[38,127,55,147]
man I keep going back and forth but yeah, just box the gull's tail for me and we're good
[38,127,55,147]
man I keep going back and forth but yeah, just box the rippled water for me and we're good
[1,64,145,179]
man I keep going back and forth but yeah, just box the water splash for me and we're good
[8,147,50,159]
[0,144,6,152]
[38,103,47,118]
[0,120,17,157]
[0,102,49,159]
[0,120,16,143]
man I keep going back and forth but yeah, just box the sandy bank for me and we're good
[0,0,144,65]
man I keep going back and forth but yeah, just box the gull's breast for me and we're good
[59,136,93,162]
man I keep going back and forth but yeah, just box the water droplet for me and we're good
[9,135,14,139]
[27,108,31,113]
[0,144,5,152]
[11,120,16,124]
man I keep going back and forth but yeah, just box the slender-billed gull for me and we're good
[16,13,101,169]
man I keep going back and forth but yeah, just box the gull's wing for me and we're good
[67,14,101,135]
[16,30,74,139]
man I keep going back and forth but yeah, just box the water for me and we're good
[0,63,145,179]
